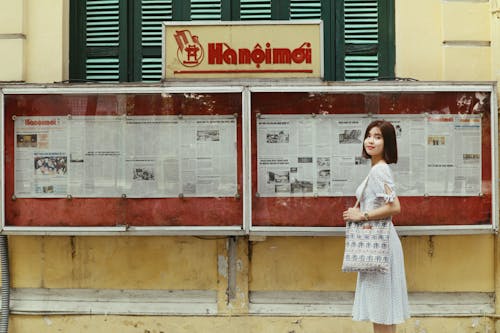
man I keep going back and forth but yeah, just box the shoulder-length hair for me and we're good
[361,120,398,164]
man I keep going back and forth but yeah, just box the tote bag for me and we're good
[341,174,390,273]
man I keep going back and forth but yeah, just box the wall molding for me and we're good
[0,34,26,40]
[442,0,489,3]
[10,288,218,316]
[6,288,495,317]
[443,40,491,47]
[249,291,495,317]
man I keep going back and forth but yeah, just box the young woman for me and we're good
[342,120,410,333]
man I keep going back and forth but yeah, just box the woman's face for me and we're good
[364,126,384,159]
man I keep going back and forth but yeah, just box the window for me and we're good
[69,0,395,82]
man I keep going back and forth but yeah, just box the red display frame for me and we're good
[250,90,494,228]
[3,91,244,229]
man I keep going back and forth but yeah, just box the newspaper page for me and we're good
[257,116,313,197]
[14,116,69,197]
[452,115,482,195]
[331,116,371,196]
[180,116,237,197]
[69,116,123,197]
[373,115,426,195]
[124,116,180,197]
[425,115,457,195]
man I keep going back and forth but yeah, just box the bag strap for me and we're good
[353,171,370,209]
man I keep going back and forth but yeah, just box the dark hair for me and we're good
[361,120,398,164]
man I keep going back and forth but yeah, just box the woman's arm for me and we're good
[342,184,401,222]
[343,197,400,222]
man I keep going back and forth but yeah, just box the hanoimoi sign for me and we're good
[162,21,324,79]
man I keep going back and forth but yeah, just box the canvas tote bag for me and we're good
[341,173,390,273]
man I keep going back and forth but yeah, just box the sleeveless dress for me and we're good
[352,163,410,324]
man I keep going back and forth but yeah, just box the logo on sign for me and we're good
[168,26,317,75]
[174,30,204,67]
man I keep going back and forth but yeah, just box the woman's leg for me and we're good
[373,323,396,333]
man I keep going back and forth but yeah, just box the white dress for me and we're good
[352,163,410,325]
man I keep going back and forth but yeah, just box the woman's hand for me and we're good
[342,207,363,222]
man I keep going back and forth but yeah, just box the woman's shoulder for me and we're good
[371,162,393,178]
[371,162,391,172]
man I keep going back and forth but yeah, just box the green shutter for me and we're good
[240,0,272,20]
[290,0,321,19]
[191,0,222,20]
[140,0,173,82]
[343,0,379,81]
[71,0,394,82]
[85,0,122,82]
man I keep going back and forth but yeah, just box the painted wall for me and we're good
[1,0,499,332]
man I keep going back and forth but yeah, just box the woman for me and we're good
[342,120,410,333]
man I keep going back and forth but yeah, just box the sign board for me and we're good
[163,21,323,79]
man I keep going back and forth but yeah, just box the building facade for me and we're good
[0,0,499,332]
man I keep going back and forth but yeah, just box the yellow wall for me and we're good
[0,0,25,81]
[1,0,500,332]
[250,235,495,293]
[7,315,497,333]
[9,236,218,290]
[0,0,67,83]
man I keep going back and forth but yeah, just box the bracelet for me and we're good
[363,212,369,221]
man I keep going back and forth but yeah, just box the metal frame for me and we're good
[0,81,497,236]
[247,81,499,236]
[0,89,4,236]
[161,20,325,80]
[0,84,247,236]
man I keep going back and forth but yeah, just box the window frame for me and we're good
[69,0,395,82]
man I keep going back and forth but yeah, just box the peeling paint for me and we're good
[218,255,228,278]
[236,258,243,272]
[43,317,52,326]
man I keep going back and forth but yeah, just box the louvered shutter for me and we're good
[343,0,379,81]
[240,0,272,20]
[290,0,321,19]
[191,0,222,20]
[140,0,173,82]
[85,0,122,82]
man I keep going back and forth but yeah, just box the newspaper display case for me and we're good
[0,82,497,235]
[1,85,246,235]
[249,82,498,236]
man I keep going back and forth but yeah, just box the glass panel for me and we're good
[4,92,243,228]
[251,91,491,227]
